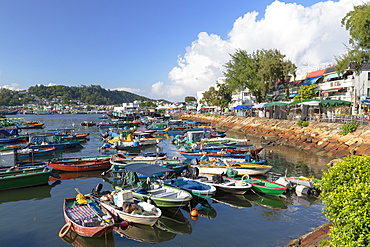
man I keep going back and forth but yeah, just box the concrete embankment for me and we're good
[181,114,370,158]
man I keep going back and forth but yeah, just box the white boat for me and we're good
[91,185,162,226]
[197,175,252,195]
[191,160,272,176]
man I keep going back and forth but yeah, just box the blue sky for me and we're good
[0,0,365,102]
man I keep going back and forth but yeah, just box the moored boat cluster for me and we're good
[0,114,321,242]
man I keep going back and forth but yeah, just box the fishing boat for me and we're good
[0,165,53,191]
[162,177,216,199]
[59,193,115,238]
[110,153,168,162]
[46,155,112,172]
[223,174,287,196]
[179,150,265,160]
[80,121,96,127]
[114,163,193,208]
[190,159,272,176]
[196,175,252,194]
[109,159,187,178]
[28,134,81,149]
[90,184,162,226]
[0,129,23,143]
[16,147,56,159]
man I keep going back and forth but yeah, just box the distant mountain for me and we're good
[27,84,152,105]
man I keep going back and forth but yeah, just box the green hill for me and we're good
[0,85,153,106]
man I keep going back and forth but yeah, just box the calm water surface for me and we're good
[0,114,332,247]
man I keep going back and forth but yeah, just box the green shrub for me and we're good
[341,121,359,135]
[205,113,211,117]
[296,120,309,127]
[318,155,370,246]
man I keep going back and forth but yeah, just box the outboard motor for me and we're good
[187,167,199,179]
[101,132,109,139]
[91,183,103,196]
[212,174,224,184]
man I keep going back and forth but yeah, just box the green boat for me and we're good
[114,163,192,208]
[223,170,287,196]
[0,165,52,191]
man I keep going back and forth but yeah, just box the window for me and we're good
[368,72,370,81]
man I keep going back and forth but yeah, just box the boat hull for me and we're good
[192,165,272,176]
[0,166,50,191]
[97,199,161,226]
[47,157,111,172]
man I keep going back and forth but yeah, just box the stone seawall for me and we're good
[180,114,370,158]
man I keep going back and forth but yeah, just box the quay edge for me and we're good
[179,114,370,159]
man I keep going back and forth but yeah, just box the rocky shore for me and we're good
[181,114,370,158]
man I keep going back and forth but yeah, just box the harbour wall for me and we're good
[180,114,370,158]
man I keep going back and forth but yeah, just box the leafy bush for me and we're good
[318,155,370,246]
[296,120,309,127]
[341,121,359,135]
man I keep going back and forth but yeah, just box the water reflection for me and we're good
[211,192,252,209]
[61,230,115,247]
[115,224,175,244]
[156,208,192,235]
[49,170,104,181]
[0,182,59,204]
[244,192,287,210]
[183,199,217,219]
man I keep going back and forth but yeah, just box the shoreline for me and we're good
[180,114,336,246]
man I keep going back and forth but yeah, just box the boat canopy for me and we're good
[124,163,174,177]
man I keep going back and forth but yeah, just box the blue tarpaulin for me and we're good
[302,76,321,85]
[234,105,253,110]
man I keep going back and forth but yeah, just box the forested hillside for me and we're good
[0,85,151,106]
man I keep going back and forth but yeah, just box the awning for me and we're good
[251,103,267,109]
[234,105,253,110]
[306,69,325,79]
[264,101,290,107]
[322,87,344,94]
[324,73,342,80]
[302,76,321,85]
[289,93,298,98]
[123,163,174,177]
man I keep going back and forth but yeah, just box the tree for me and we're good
[200,84,232,109]
[336,3,370,74]
[318,155,370,246]
[223,49,296,103]
[293,84,318,101]
[184,96,197,103]
[257,49,296,101]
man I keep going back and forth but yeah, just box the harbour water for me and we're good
[0,114,333,246]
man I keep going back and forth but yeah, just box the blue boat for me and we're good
[28,134,81,149]
[0,129,23,143]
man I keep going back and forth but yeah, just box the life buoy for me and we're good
[59,222,72,238]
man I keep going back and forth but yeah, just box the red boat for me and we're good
[46,156,111,172]
[59,196,115,238]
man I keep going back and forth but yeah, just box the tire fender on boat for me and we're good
[59,222,72,238]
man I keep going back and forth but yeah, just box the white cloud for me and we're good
[113,87,144,94]
[150,0,364,102]
[1,83,20,91]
